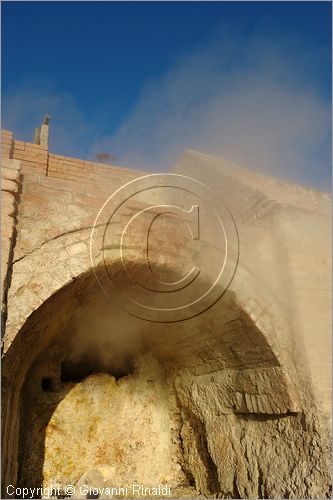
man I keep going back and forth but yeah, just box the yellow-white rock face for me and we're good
[42,358,186,495]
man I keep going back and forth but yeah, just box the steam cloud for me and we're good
[92,29,331,190]
[64,300,146,379]
[3,26,331,190]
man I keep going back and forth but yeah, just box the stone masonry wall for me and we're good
[1,153,22,333]
[1,128,331,499]
[1,128,142,344]
[2,129,137,184]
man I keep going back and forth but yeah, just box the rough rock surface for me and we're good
[1,130,331,498]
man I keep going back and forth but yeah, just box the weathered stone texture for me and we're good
[1,130,331,499]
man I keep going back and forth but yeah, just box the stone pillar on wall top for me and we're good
[34,114,50,147]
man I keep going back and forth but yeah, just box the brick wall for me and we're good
[12,140,48,175]
[47,153,138,183]
[1,130,14,159]
[1,129,139,184]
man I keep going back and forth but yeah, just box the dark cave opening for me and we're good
[41,377,55,392]
[60,355,135,383]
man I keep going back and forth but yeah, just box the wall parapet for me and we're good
[1,129,140,184]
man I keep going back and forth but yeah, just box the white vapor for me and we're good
[2,28,330,190]
[91,29,331,190]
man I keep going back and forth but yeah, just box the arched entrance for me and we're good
[2,261,315,499]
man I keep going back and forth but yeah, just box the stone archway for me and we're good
[3,258,321,499]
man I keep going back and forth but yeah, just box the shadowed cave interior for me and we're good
[2,264,311,500]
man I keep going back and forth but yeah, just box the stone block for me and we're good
[1,179,18,194]
[1,192,16,217]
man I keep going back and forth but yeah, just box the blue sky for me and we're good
[2,1,332,189]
